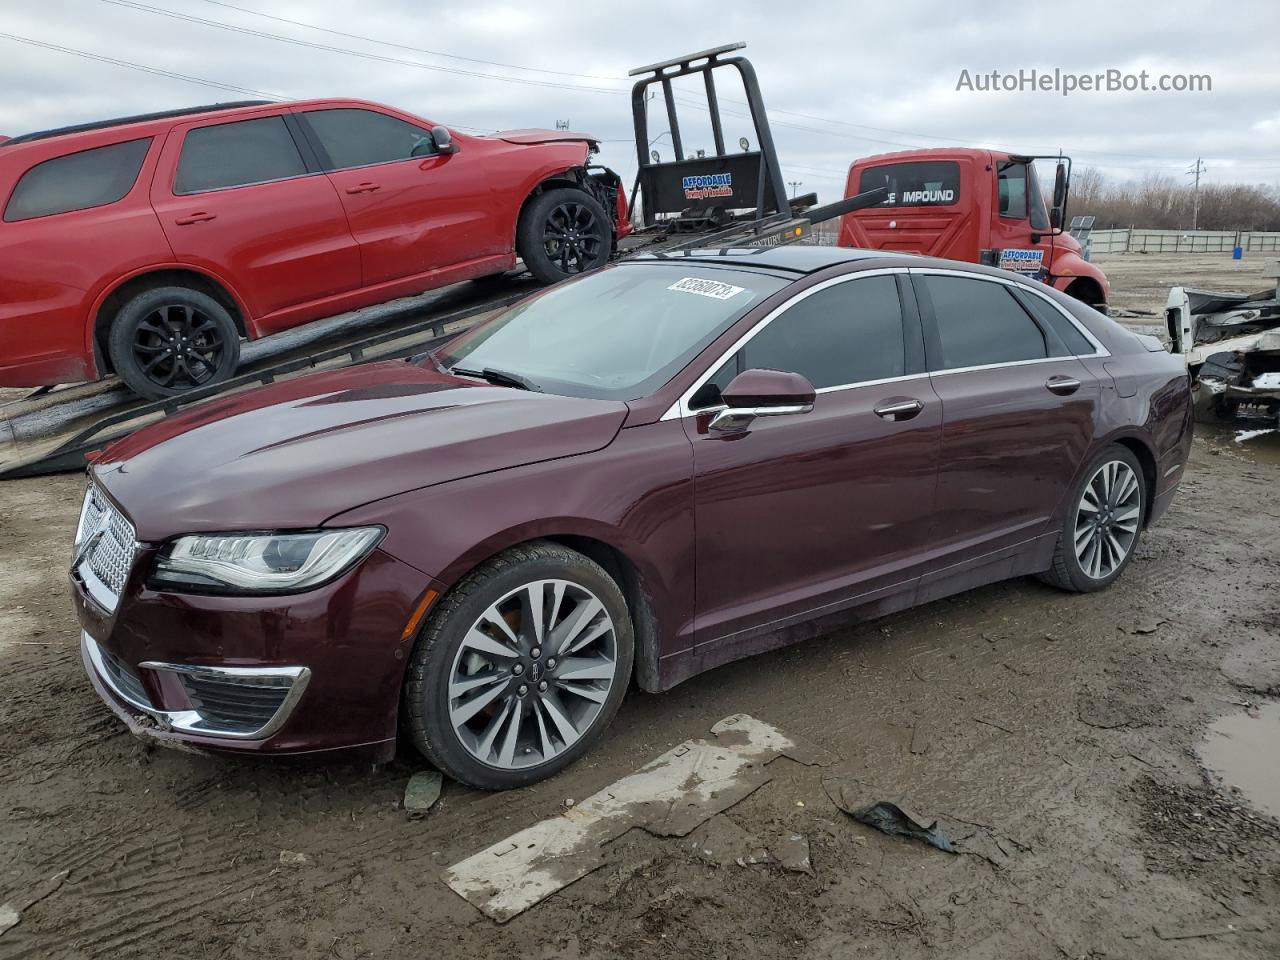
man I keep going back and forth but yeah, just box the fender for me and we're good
[396,514,674,695]
[1051,251,1111,304]
[83,261,256,377]
[498,143,598,246]
[1049,425,1159,532]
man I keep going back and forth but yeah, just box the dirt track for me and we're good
[1,255,1278,959]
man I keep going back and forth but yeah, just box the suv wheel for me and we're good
[1040,444,1146,593]
[403,542,634,790]
[516,187,611,285]
[107,286,240,399]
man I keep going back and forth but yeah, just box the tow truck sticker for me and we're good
[998,248,1045,273]
[682,173,733,200]
[668,277,746,300]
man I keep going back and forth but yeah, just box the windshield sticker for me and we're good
[999,248,1045,273]
[668,277,747,300]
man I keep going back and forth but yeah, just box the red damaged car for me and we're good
[0,99,628,398]
[72,247,1192,789]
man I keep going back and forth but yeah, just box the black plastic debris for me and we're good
[846,801,956,853]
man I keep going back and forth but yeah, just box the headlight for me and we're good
[149,527,384,594]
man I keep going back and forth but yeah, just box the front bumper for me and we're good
[83,631,311,740]
[73,540,440,761]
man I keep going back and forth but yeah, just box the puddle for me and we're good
[1202,421,1280,466]
[1199,701,1280,820]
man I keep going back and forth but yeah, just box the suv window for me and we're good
[302,109,436,171]
[175,116,307,195]
[739,276,905,390]
[997,162,1028,218]
[859,161,959,207]
[4,138,151,222]
[922,275,1047,369]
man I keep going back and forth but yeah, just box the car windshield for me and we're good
[435,263,786,401]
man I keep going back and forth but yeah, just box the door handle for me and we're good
[873,398,924,421]
[174,212,216,225]
[1046,376,1082,396]
[345,182,381,194]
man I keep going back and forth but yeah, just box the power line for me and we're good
[0,32,506,136]
[192,0,629,83]
[99,0,624,95]
[101,1,1210,166]
[0,31,286,100]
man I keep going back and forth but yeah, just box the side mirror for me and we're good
[1050,161,1068,229]
[430,125,459,155]
[709,369,816,433]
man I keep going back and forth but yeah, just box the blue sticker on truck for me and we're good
[682,173,733,200]
[998,249,1045,273]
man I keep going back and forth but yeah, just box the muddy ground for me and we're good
[1094,251,1272,321]
[1,254,1278,959]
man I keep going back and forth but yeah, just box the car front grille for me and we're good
[74,484,137,611]
[177,672,297,736]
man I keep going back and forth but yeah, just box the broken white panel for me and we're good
[443,714,832,922]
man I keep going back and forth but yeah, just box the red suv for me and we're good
[0,99,628,398]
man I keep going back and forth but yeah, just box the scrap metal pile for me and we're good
[1168,260,1280,419]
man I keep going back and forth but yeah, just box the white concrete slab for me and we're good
[443,714,832,922]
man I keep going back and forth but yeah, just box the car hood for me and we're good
[489,128,599,146]
[92,362,628,541]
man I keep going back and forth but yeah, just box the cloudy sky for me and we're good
[2,0,1279,201]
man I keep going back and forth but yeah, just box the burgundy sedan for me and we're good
[71,247,1192,789]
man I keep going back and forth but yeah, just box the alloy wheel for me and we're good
[447,578,619,770]
[130,303,229,391]
[1073,460,1142,580]
[542,201,603,274]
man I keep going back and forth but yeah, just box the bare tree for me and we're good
[1058,167,1280,231]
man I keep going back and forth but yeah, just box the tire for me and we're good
[107,286,240,399]
[403,541,634,790]
[516,187,611,285]
[1039,444,1146,593]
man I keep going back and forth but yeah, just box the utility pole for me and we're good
[555,119,570,131]
[1187,158,1207,230]
[788,180,803,199]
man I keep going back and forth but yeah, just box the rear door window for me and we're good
[1017,289,1097,355]
[859,161,960,207]
[300,109,437,171]
[174,116,307,195]
[739,275,906,389]
[4,138,151,222]
[921,275,1048,370]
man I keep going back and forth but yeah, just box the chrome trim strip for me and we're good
[139,660,312,741]
[83,631,154,713]
[662,267,911,421]
[928,355,1087,377]
[82,632,310,741]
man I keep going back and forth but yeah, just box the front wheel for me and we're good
[403,542,634,790]
[516,187,611,285]
[107,286,240,399]
[1040,444,1146,592]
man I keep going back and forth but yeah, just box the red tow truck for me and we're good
[838,148,1110,311]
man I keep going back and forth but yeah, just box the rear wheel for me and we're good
[516,187,611,285]
[1040,444,1146,592]
[403,542,634,790]
[107,286,240,399]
